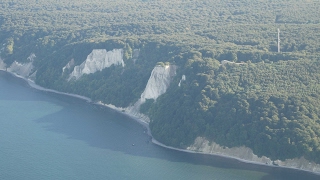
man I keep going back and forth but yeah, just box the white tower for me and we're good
[278,28,280,53]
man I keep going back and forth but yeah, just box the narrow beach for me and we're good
[1,69,319,176]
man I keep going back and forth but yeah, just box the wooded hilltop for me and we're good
[1,0,320,164]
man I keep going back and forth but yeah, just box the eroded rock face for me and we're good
[140,65,177,103]
[178,75,186,87]
[188,137,320,173]
[5,53,36,77]
[7,61,34,77]
[69,49,124,80]
[120,64,177,123]
[62,59,75,73]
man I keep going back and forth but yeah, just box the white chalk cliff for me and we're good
[2,53,36,78]
[62,58,75,73]
[188,137,320,173]
[178,75,186,87]
[2,48,319,174]
[105,63,320,173]
[127,64,177,123]
[104,64,177,124]
[140,65,177,103]
[69,49,124,80]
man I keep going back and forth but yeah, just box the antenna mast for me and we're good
[278,28,280,53]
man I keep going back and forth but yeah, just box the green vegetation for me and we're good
[1,0,320,163]
[149,59,320,162]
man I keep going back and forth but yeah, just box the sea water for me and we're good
[0,71,319,180]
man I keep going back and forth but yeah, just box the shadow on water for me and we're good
[33,93,320,180]
[1,71,320,180]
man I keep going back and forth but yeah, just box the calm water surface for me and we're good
[0,71,319,180]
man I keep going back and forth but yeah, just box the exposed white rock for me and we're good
[178,75,186,87]
[69,49,125,80]
[274,157,320,173]
[125,64,177,123]
[140,65,177,103]
[125,100,150,123]
[99,101,150,124]
[7,61,34,77]
[6,53,36,77]
[99,64,178,124]
[221,60,245,66]
[188,137,320,173]
[27,53,36,62]
[62,59,75,73]
[221,60,235,65]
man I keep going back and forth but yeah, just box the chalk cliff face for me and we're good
[188,137,320,173]
[2,48,319,174]
[110,64,177,123]
[62,58,75,73]
[5,53,36,78]
[178,75,186,87]
[69,49,124,80]
[140,65,177,103]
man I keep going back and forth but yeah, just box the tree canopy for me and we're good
[1,0,320,163]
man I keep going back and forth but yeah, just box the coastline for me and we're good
[151,138,320,176]
[1,69,320,176]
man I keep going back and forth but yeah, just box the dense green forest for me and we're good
[1,0,320,163]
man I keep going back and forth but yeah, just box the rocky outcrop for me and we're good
[140,65,177,103]
[221,60,246,66]
[128,64,177,122]
[62,58,75,73]
[2,49,319,174]
[101,64,177,124]
[221,60,235,65]
[124,100,150,123]
[274,157,320,173]
[5,53,36,78]
[188,137,320,173]
[178,75,186,87]
[69,49,124,80]
[7,61,34,77]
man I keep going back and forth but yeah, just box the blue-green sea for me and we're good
[0,71,319,180]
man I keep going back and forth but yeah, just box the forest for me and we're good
[1,0,320,163]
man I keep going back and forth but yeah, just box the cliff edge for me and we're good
[69,49,124,80]
[188,137,320,173]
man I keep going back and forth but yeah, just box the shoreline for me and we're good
[151,138,320,176]
[1,70,320,176]
[95,102,152,136]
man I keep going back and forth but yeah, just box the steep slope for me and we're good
[69,49,124,80]
[123,64,177,123]
[140,65,177,103]
[1,42,320,173]
[0,54,36,78]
